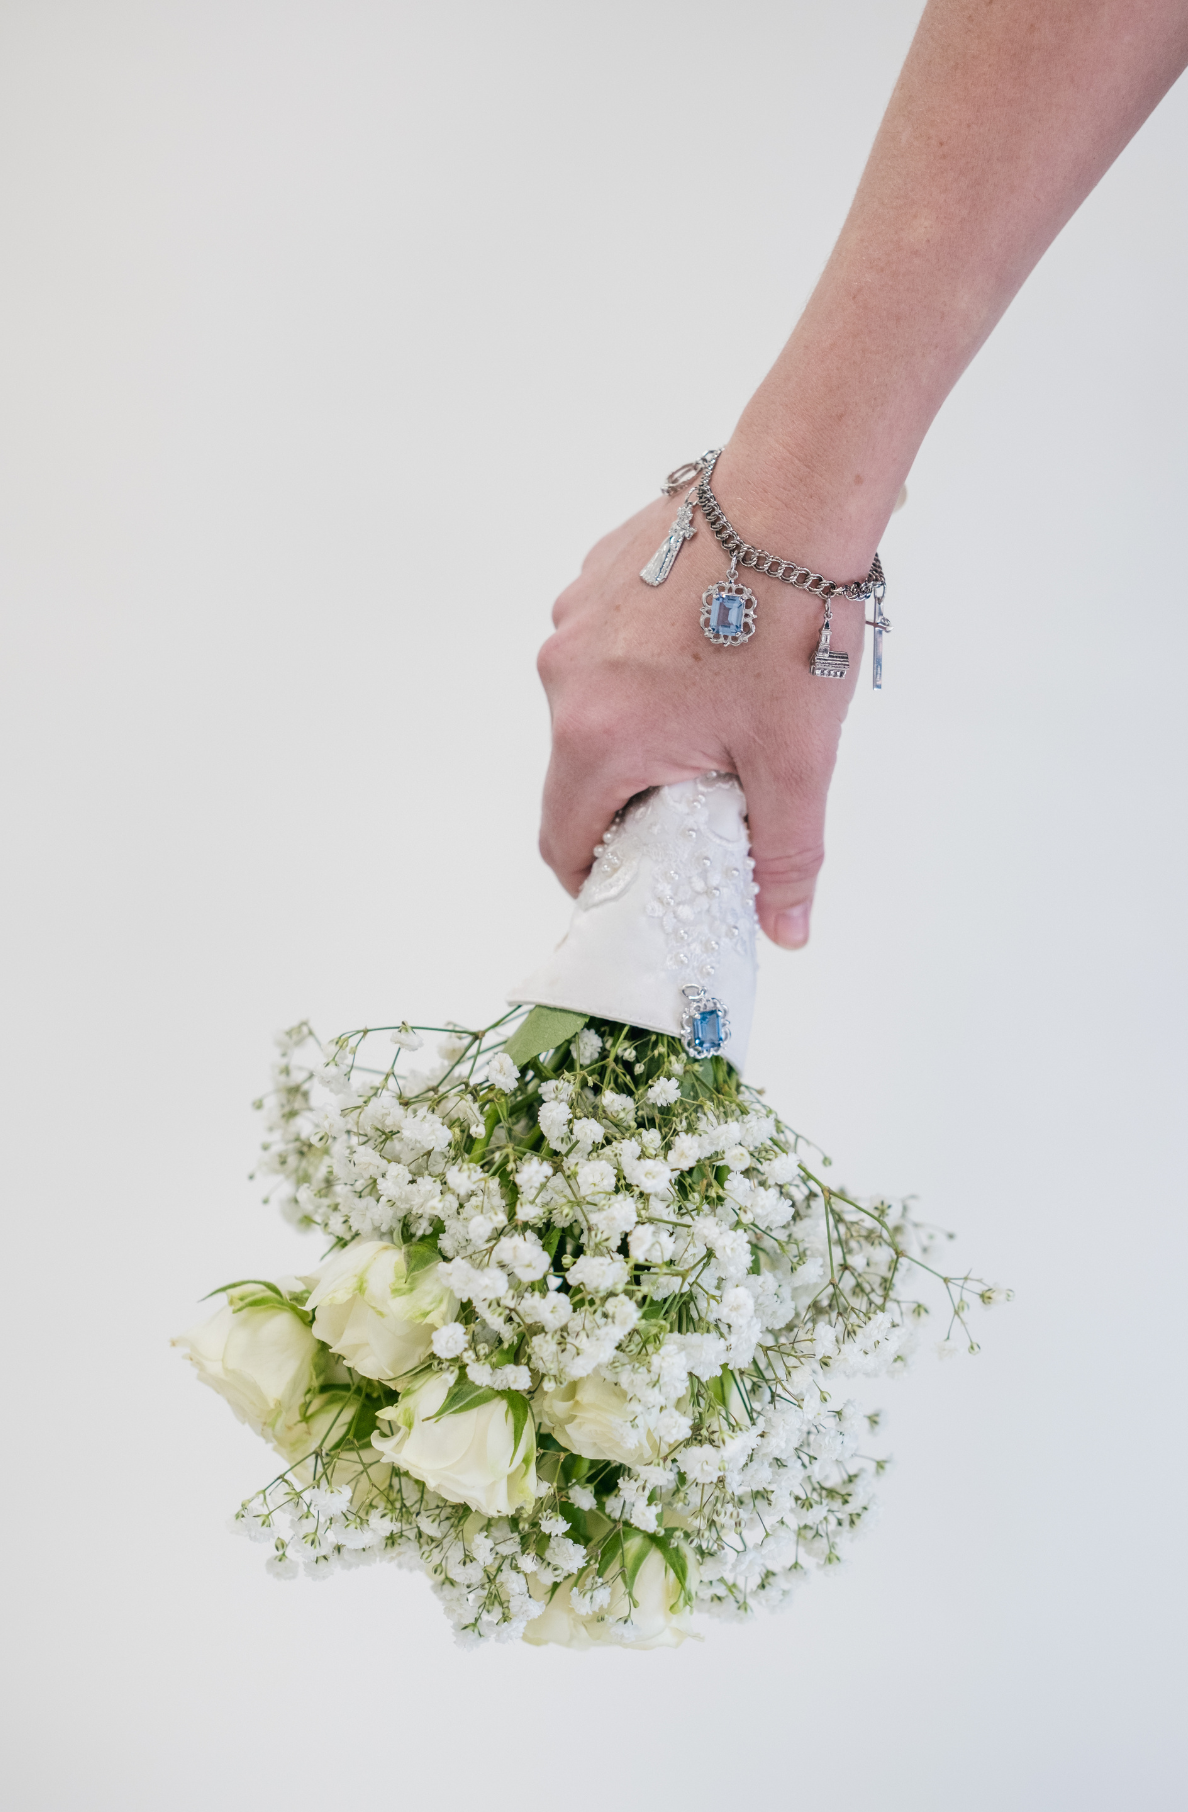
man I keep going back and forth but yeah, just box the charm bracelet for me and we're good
[639,448,891,685]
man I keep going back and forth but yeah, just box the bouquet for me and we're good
[176,774,1003,1648]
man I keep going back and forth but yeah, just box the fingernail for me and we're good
[774,903,811,949]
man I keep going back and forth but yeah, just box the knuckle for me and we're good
[751,843,826,890]
[549,582,578,627]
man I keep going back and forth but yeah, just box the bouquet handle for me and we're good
[509,772,758,1070]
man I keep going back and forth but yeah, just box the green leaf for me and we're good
[202,1277,287,1302]
[345,1399,381,1447]
[402,1238,441,1280]
[424,1381,533,1461]
[231,1291,311,1318]
[427,1375,500,1420]
[504,1006,588,1066]
[680,1061,717,1101]
[643,1530,691,1602]
[211,1281,312,1323]
[500,1389,533,1461]
[597,1529,628,1580]
[621,1532,651,1600]
[557,1501,589,1544]
[301,1389,375,1452]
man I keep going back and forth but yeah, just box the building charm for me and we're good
[810,603,849,679]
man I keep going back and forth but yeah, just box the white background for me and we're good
[2,3,1185,1807]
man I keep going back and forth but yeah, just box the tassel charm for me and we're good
[640,497,697,587]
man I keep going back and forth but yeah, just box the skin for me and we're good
[538,0,1188,948]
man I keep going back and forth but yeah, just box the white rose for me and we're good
[305,1240,458,1382]
[537,1370,661,1467]
[523,1542,696,1651]
[372,1372,538,1516]
[521,1577,598,1650]
[174,1290,319,1447]
[596,1543,697,1649]
[274,1388,380,1494]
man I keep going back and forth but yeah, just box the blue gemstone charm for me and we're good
[712,593,745,636]
[680,985,732,1059]
[700,580,757,647]
[693,1007,723,1050]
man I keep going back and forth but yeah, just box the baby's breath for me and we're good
[195,1012,1006,1647]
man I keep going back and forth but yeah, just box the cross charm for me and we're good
[866,585,892,689]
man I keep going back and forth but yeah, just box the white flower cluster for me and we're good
[179,1014,1002,1649]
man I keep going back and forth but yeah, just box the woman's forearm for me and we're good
[538,2,1188,945]
[721,0,1188,577]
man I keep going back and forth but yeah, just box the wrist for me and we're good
[711,425,895,586]
[720,318,924,580]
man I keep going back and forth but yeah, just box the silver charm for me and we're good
[640,496,697,587]
[810,598,849,679]
[866,581,891,689]
[680,984,731,1058]
[701,553,757,647]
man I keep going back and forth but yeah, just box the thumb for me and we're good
[734,753,832,950]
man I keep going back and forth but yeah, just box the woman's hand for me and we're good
[537,459,867,950]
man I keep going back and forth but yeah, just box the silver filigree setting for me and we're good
[700,580,758,647]
[680,984,731,1059]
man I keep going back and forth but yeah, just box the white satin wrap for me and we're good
[509,772,758,1070]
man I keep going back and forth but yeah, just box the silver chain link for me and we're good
[664,448,883,604]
